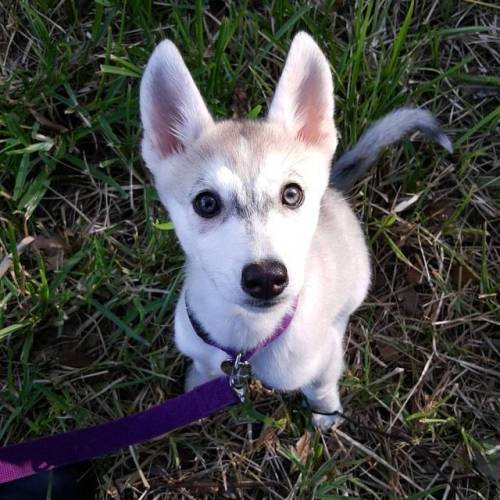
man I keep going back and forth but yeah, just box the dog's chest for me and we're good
[248,314,336,391]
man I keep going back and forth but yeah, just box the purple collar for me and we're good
[185,296,298,362]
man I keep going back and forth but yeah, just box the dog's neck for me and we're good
[183,261,296,352]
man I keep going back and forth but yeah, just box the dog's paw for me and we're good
[185,363,218,392]
[184,364,206,392]
[311,405,344,431]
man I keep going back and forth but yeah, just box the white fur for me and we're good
[140,32,371,430]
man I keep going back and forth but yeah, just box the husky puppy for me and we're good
[140,32,451,429]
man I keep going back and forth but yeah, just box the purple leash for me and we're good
[0,297,298,486]
[0,377,239,485]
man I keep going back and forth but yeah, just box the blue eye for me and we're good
[281,183,304,208]
[193,191,221,218]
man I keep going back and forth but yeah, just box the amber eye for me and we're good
[281,183,304,208]
[193,191,221,218]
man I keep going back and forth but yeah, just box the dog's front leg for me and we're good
[302,325,345,430]
[175,299,227,392]
[302,365,344,430]
[185,358,222,392]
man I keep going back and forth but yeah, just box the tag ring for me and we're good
[222,353,251,402]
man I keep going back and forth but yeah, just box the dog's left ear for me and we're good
[267,32,336,153]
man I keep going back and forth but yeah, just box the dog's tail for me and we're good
[330,107,453,191]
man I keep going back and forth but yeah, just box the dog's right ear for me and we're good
[140,40,213,169]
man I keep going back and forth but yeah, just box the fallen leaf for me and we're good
[424,199,455,221]
[378,344,401,363]
[295,431,312,465]
[450,263,475,289]
[406,266,423,285]
[397,287,420,316]
[32,234,68,270]
[255,426,279,451]
[32,235,65,252]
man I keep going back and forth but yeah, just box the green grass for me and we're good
[1,0,499,498]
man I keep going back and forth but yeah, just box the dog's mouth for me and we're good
[243,297,286,311]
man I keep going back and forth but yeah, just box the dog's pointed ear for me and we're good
[140,40,213,167]
[267,32,336,153]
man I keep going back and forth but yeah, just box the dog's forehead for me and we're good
[196,120,299,190]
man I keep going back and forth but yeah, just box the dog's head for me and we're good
[140,33,337,310]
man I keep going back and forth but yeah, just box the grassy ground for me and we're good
[1,0,499,498]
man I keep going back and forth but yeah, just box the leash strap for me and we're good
[0,377,239,485]
[0,297,300,486]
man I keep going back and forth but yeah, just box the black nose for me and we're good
[241,260,288,300]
